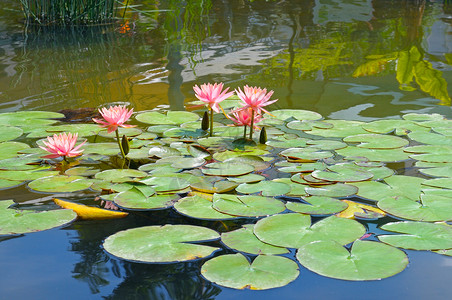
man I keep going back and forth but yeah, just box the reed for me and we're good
[19,0,129,26]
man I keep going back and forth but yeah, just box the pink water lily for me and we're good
[40,132,86,159]
[93,105,135,133]
[234,85,278,115]
[193,82,234,113]
[229,107,263,128]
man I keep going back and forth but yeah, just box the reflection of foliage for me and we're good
[354,46,451,105]
[105,262,221,300]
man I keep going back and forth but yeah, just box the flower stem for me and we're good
[115,129,126,160]
[243,125,247,139]
[209,107,214,137]
[249,109,255,140]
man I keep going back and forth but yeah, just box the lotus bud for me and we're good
[259,126,267,144]
[202,111,209,131]
[121,134,130,156]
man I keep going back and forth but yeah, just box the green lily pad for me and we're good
[202,162,254,177]
[306,120,368,138]
[0,142,30,160]
[377,194,452,222]
[296,240,408,281]
[253,213,366,248]
[212,194,285,217]
[272,178,308,197]
[46,124,102,137]
[224,155,270,171]
[190,177,238,194]
[83,143,121,156]
[136,111,199,125]
[163,128,206,138]
[362,119,429,135]
[277,162,327,173]
[174,194,238,220]
[286,196,348,215]
[419,166,452,177]
[28,175,93,193]
[213,148,271,162]
[307,139,347,150]
[305,183,358,197]
[236,181,291,196]
[312,164,374,182]
[95,169,148,183]
[171,157,205,169]
[280,148,333,161]
[148,145,181,158]
[403,113,444,122]
[0,111,63,126]
[0,126,23,142]
[221,224,289,255]
[228,174,265,184]
[114,190,179,210]
[64,167,99,177]
[378,221,452,250]
[350,175,425,201]
[343,134,409,149]
[266,136,309,148]
[272,109,322,121]
[408,131,452,146]
[140,176,190,192]
[0,179,24,190]
[201,253,299,290]
[0,200,77,235]
[0,169,59,181]
[421,178,452,189]
[103,225,220,263]
[336,146,410,162]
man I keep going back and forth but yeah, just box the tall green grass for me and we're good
[19,0,129,26]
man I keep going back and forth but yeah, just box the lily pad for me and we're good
[212,194,285,217]
[286,196,348,215]
[296,240,408,281]
[408,131,452,146]
[174,194,238,220]
[377,194,452,222]
[236,181,291,197]
[103,224,220,263]
[306,120,368,138]
[0,179,24,190]
[171,157,205,169]
[0,169,59,181]
[228,174,265,184]
[421,178,452,189]
[201,253,299,290]
[114,190,179,210]
[378,221,452,250]
[140,176,190,192]
[336,146,410,162]
[0,126,23,142]
[280,148,333,161]
[272,109,322,121]
[343,134,409,149]
[305,183,358,197]
[362,119,428,135]
[136,111,199,125]
[0,142,30,160]
[190,177,238,194]
[311,164,373,182]
[277,162,327,173]
[0,200,77,235]
[28,175,93,193]
[202,162,254,177]
[253,213,366,248]
[221,224,289,255]
[95,169,148,183]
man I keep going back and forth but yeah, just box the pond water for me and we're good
[1,0,452,299]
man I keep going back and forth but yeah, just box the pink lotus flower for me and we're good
[93,105,135,133]
[229,107,263,128]
[193,82,234,113]
[40,132,86,159]
[234,85,278,115]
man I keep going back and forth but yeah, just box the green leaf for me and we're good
[212,194,285,217]
[0,126,23,142]
[414,59,451,105]
[0,200,77,235]
[286,196,347,215]
[236,181,291,196]
[378,221,452,250]
[174,194,238,220]
[201,253,299,290]
[311,163,374,182]
[304,183,358,197]
[272,109,322,121]
[221,224,289,255]
[136,111,199,125]
[296,240,408,281]
[140,176,190,192]
[202,162,254,177]
[28,175,93,193]
[95,169,148,183]
[103,225,220,263]
[343,134,408,149]
[336,146,410,162]
[362,119,429,135]
[0,142,30,160]
[253,213,365,248]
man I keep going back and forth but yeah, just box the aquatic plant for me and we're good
[193,82,234,137]
[19,0,129,26]
[1,107,452,290]
[40,132,86,161]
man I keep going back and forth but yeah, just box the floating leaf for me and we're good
[28,175,93,193]
[236,181,291,197]
[0,126,23,142]
[201,253,299,290]
[377,194,452,222]
[136,111,199,125]
[221,225,289,255]
[343,134,408,149]
[171,157,205,169]
[228,174,265,184]
[95,169,148,183]
[0,179,24,190]
[337,200,385,219]
[212,194,285,217]
[286,196,348,215]
[362,119,429,135]
[311,164,373,182]
[98,127,142,138]
[224,155,270,171]
[190,177,238,194]
[114,190,179,210]
[378,221,452,250]
[174,194,237,220]
[304,183,358,197]
[254,213,365,248]
[336,146,410,162]
[306,120,368,138]
[148,145,181,158]
[140,176,190,192]
[0,200,76,235]
[280,148,333,161]
[296,240,408,281]
[103,225,220,263]
[202,162,254,177]
[0,169,59,181]
[272,109,322,121]
[53,199,128,220]
[408,131,452,146]
[0,142,30,160]
[421,178,452,189]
